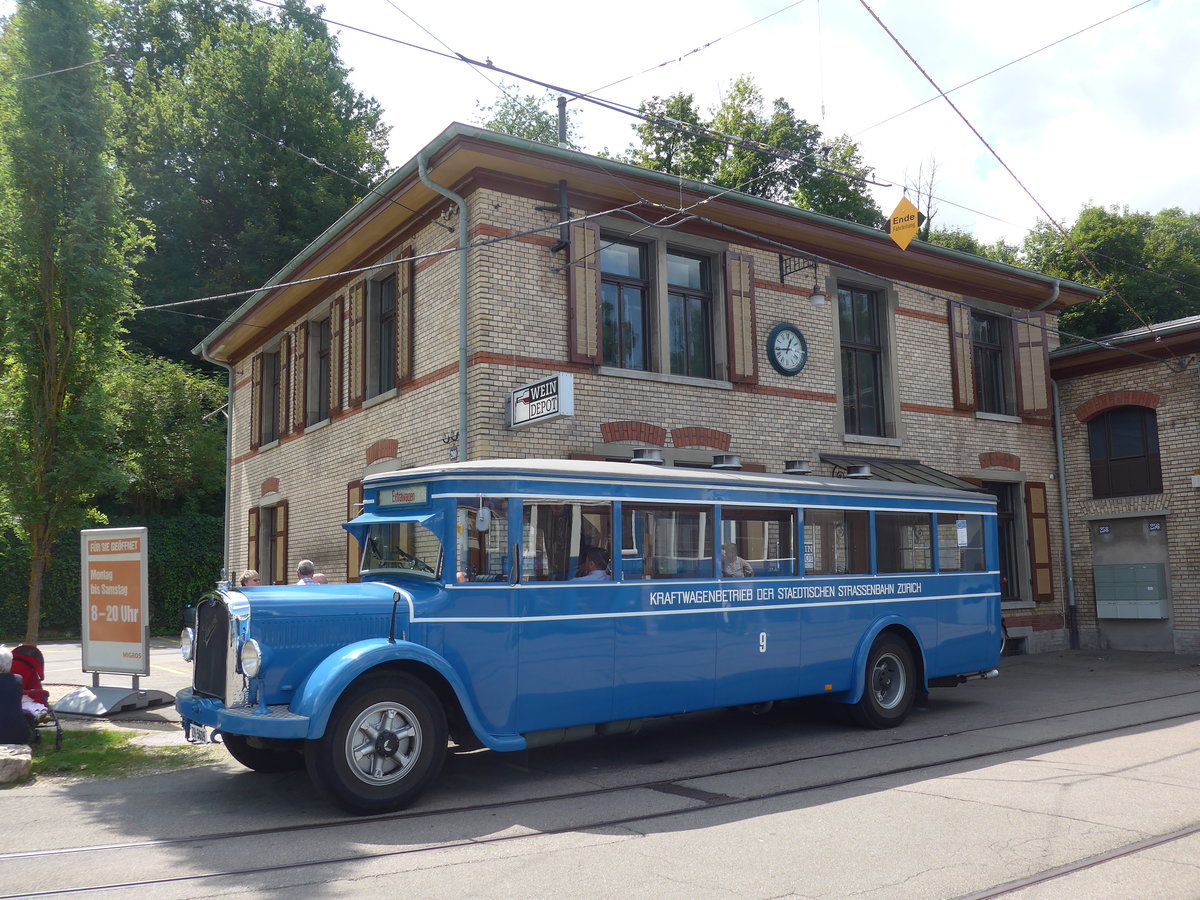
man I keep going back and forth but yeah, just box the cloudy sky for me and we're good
[4,0,1195,246]
[308,0,1193,246]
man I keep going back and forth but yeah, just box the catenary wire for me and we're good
[854,0,1174,362]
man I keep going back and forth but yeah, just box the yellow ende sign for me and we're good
[888,196,922,251]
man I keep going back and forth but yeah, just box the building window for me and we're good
[1088,406,1162,498]
[600,240,648,370]
[838,287,885,436]
[368,273,397,398]
[667,252,712,378]
[308,317,331,425]
[261,349,280,445]
[597,233,722,379]
[972,310,1013,415]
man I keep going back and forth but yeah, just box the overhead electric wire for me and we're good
[250,0,889,192]
[3,53,119,83]
[854,0,1172,361]
[852,0,1156,139]
[583,0,810,97]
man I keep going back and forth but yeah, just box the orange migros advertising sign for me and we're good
[80,527,150,676]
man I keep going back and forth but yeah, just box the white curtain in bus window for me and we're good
[521,501,612,582]
[804,509,871,575]
[624,505,714,579]
[876,512,934,573]
[456,498,509,582]
[936,513,986,571]
[720,508,796,577]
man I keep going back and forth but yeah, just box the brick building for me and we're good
[197,124,1102,651]
[1051,315,1200,653]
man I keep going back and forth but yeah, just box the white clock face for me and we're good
[774,330,804,368]
[768,324,808,375]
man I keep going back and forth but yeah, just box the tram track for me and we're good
[4,688,1200,898]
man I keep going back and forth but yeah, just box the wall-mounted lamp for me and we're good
[779,254,827,307]
[712,454,742,470]
[783,459,812,475]
[846,464,873,479]
[630,448,664,465]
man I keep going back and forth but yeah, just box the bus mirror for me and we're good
[475,507,492,532]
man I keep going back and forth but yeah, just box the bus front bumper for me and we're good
[176,687,310,740]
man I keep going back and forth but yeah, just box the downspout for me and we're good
[418,151,469,461]
[1033,278,1061,312]
[1052,379,1079,649]
[197,344,233,588]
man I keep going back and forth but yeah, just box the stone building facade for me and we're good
[1051,316,1200,653]
[198,124,1102,651]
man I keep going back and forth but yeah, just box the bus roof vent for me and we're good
[783,459,812,475]
[630,448,664,465]
[846,464,873,479]
[712,454,742,470]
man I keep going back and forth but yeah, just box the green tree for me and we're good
[1022,206,1200,341]
[108,0,389,362]
[627,76,883,226]
[0,0,144,643]
[476,81,581,148]
[106,356,228,516]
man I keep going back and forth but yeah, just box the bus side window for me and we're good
[624,505,714,580]
[521,501,612,582]
[720,507,797,577]
[456,498,509,582]
[936,513,986,572]
[804,509,870,575]
[876,512,933,573]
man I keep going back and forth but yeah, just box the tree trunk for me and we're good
[24,522,51,645]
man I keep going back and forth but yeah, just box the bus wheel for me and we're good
[305,674,447,814]
[851,634,915,729]
[222,734,305,772]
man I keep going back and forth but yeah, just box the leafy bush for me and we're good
[0,513,223,641]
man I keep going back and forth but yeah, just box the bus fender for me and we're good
[290,638,525,751]
[844,617,928,706]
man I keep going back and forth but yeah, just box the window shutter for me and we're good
[246,507,260,575]
[725,251,758,384]
[350,281,366,407]
[295,324,308,432]
[330,296,345,415]
[567,220,601,364]
[249,353,263,451]
[272,501,289,586]
[1013,311,1051,418]
[278,331,292,438]
[948,300,976,411]
[346,481,363,583]
[396,253,414,387]
[1024,481,1054,602]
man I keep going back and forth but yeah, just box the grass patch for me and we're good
[19,728,221,781]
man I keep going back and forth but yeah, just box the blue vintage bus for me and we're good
[177,459,1001,813]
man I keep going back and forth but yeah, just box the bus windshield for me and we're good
[361,521,442,579]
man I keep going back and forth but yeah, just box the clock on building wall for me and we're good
[767,323,808,376]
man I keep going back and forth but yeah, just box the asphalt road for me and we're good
[5,648,1200,899]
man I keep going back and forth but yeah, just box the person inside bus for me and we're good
[722,543,754,577]
[572,547,609,581]
[296,559,318,584]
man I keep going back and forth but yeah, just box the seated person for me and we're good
[722,542,754,577]
[0,646,32,744]
[572,547,610,581]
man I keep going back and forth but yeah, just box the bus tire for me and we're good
[851,634,915,729]
[221,734,305,773]
[305,673,447,814]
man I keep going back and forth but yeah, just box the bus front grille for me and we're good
[194,600,230,701]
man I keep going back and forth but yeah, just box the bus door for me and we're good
[614,504,718,718]
[515,501,616,732]
[713,507,804,705]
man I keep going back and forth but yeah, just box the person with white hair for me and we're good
[0,646,31,744]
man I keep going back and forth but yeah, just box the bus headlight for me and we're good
[180,627,195,662]
[240,639,263,678]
